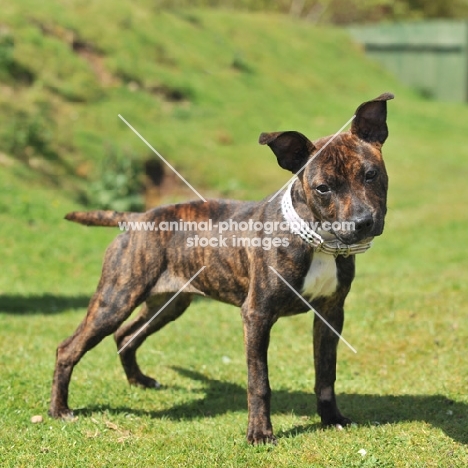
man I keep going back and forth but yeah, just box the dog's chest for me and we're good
[301,252,338,300]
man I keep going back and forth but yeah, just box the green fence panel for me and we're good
[349,21,468,102]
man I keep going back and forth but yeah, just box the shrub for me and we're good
[80,143,145,212]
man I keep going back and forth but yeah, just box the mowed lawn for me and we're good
[1,96,468,467]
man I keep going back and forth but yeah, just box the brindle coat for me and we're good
[49,93,393,444]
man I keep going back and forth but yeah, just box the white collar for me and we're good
[280,179,372,257]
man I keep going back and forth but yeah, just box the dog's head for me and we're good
[259,93,393,245]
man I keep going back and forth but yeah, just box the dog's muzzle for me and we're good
[281,179,372,258]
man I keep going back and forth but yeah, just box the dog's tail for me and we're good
[65,210,142,227]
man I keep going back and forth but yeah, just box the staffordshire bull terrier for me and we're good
[49,93,393,444]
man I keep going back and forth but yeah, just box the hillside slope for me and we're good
[1,2,418,203]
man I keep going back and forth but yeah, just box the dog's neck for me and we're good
[281,179,372,258]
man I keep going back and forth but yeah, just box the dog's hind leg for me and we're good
[49,234,157,419]
[114,293,192,388]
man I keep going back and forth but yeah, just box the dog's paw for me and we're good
[336,415,352,427]
[318,401,352,428]
[128,375,161,389]
[322,413,352,428]
[247,429,277,445]
[48,407,75,420]
[334,417,352,431]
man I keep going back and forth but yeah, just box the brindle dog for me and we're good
[49,93,393,444]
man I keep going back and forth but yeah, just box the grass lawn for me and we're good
[1,4,468,468]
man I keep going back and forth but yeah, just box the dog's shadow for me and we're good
[0,294,90,314]
[77,366,468,445]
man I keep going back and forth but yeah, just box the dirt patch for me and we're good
[30,19,118,87]
[144,158,199,208]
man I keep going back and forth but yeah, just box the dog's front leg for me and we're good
[312,301,352,428]
[241,305,277,445]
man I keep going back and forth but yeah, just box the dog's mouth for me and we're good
[330,232,374,246]
[347,235,374,246]
[316,227,337,242]
[319,223,377,246]
[320,216,383,245]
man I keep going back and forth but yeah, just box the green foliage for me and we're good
[0,29,14,77]
[2,105,53,160]
[81,144,145,211]
[0,26,34,84]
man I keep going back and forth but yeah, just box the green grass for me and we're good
[1,3,468,467]
[1,1,419,200]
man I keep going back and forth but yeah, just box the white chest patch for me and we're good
[301,252,338,300]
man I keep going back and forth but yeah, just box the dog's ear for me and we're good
[259,131,315,173]
[351,92,394,146]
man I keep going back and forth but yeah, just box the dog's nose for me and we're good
[353,215,374,233]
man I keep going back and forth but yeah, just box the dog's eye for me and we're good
[316,184,330,194]
[365,170,377,182]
